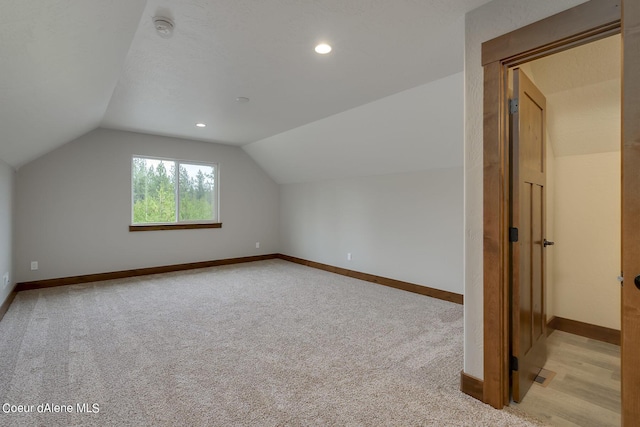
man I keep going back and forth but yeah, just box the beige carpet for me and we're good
[0,259,544,426]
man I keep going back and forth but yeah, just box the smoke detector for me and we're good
[153,17,174,38]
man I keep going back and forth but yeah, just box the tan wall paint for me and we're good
[523,51,621,331]
[551,151,621,329]
[546,135,556,323]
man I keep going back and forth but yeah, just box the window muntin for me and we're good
[132,156,219,225]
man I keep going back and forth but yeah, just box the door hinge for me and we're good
[509,98,519,114]
[509,227,519,243]
[511,355,519,372]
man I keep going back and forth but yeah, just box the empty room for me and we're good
[1,0,638,426]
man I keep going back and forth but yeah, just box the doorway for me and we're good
[479,0,640,424]
[509,34,622,425]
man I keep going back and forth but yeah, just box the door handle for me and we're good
[543,239,554,247]
[635,275,640,290]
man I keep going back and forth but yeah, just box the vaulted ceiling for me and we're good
[0,0,147,168]
[1,0,493,169]
[3,0,615,175]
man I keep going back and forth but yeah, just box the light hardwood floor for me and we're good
[512,330,621,426]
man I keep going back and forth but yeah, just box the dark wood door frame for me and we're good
[620,0,640,421]
[480,0,624,411]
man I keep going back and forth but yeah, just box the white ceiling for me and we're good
[524,34,621,157]
[245,72,464,184]
[1,0,494,168]
[0,0,147,168]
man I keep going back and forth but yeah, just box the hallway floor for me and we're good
[512,330,620,426]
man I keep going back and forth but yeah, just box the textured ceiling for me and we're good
[525,34,621,157]
[0,0,494,168]
[0,0,147,168]
[4,0,610,170]
[101,0,493,145]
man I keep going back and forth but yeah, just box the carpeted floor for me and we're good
[0,259,544,426]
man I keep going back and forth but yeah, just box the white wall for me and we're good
[0,159,14,306]
[551,151,621,329]
[464,0,588,379]
[280,167,464,294]
[14,129,279,283]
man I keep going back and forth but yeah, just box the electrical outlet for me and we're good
[30,261,38,271]
[2,273,8,288]
[255,242,260,249]
[347,253,352,261]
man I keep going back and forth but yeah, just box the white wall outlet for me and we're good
[30,261,38,271]
[2,273,9,288]
[347,253,352,261]
[255,242,260,249]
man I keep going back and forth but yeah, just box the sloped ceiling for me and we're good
[525,34,621,157]
[1,0,494,169]
[244,72,464,184]
[0,0,147,168]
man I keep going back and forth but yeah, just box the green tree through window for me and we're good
[132,157,218,224]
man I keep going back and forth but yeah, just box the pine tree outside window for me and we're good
[131,156,219,227]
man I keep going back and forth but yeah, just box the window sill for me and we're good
[129,223,222,232]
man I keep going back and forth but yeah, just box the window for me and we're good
[130,156,220,231]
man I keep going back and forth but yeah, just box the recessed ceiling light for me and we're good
[235,97,250,103]
[195,123,206,128]
[315,43,332,54]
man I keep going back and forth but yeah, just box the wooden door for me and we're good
[510,69,547,402]
[622,1,640,422]
[478,0,640,417]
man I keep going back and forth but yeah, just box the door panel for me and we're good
[519,183,532,352]
[521,95,544,173]
[511,69,547,402]
[532,184,544,341]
